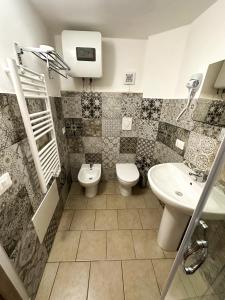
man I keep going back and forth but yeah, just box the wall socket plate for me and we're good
[124,72,136,85]
[175,139,185,150]
[0,172,12,196]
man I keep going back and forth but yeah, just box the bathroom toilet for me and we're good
[116,163,139,196]
[78,164,101,198]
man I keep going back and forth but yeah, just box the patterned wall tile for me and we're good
[153,141,183,164]
[69,153,85,169]
[102,92,122,119]
[184,132,219,171]
[193,121,222,141]
[102,118,121,137]
[83,137,103,153]
[0,186,33,257]
[141,98,162,121]
[68,137,84,153]
[121,93,142,119]
[102,137,120,168]
[118,154,136,163]
[81,92,102,118]
[65,118,83,137]
[205,100,225,126]
[136,138,155,158]
[157,122,190,156]
[83,119,102,136]
[120,137,137,153]
[10,222,48,299]
[160,98,196,131]
[138,119,159,140]
[62,92,82,118]
[85,153,102,164]
[0,93,25,151]
[102,167,117,181]
[135,155,153,187]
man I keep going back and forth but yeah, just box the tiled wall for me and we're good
[62,91,224,184]
[0,93,71,299]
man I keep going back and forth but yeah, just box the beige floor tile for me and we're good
[132,185,149,196]
[118,209,142,229]
[126,195,146,209]
[35,263,59,300]
[69,182,84,195]
[88,261,124,300]
[99,181,119,195]
[87,195,107,209]
[132,230,164,259]
[65,195,87,209]
[106,194,126,209]
[77,231,106,261]
[107,230,135,260]
[139,208,161,229]
[152,259,173,292]
[50,262,90,300]
[122,260,160,300]
[48,231,80,262]
[58,210,74,231]
[70,210,95,230]
[163,250,177,258]
[144,189,161,208]
[95,209,118,230]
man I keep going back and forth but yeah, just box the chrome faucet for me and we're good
[189,169,207,183]
[90,163,94,169]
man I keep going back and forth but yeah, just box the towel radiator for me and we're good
[7,58,61,193]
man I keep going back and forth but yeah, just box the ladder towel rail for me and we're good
[7,58,61,193]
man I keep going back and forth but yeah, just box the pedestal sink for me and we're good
[148,163,225,251]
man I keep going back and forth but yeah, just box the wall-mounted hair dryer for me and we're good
[176,73,203,121]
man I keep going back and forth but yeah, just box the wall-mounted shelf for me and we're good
[15,42,70,79]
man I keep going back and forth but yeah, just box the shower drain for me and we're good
[175,191,183,197]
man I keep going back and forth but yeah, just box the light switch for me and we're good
[175,139,185,150]
[0,173,12,196]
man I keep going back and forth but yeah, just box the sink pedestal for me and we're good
[157,206,190,251]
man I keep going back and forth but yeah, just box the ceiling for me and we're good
[30,0,217,39]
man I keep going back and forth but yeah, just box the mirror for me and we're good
[193,60,225,126]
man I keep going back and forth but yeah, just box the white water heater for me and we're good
[62,30,102,78]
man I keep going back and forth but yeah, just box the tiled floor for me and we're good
[36,181,178,300]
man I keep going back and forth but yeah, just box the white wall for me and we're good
[142,25,190,98]
[56,36,146,93]
[0,0,60,96]
[175,0,225,98]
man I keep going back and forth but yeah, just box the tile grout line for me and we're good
[121,260,126,300]
[151,259,162,296]
[75,230,82,261]
[86,261,92,300]
[48,262,60,300]
[138,208,144,229]
[130,230,137,259]
[68,209,75,230]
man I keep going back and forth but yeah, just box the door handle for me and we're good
[183,220,208,275]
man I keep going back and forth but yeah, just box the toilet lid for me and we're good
[116,163,139,182]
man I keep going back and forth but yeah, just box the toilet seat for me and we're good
[116,163,139,183]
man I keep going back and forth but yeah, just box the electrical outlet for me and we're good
[175,139,185,150]
[0,173,12,196]
[62,127,66,135]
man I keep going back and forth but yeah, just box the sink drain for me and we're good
[175,191,183,197]
[89,177,93,180]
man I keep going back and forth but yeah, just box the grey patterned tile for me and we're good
[102,137,120,168]
[67,137,84,153]
[184,132,219,171]
[102,92,122,119]
[205,100,225,126]
[138,119,159,140]
[83,119,102,137]
[85,153,102,164]
[102,118,121,137]
[160,98,196,131]
[141,98,162,121]
[136,138,155,158]
[62,92,82,118]
[81,91,102,119]
[0,186,33,256]
[65,118,83,137]
[120,137,137,153]
[135,155,153,187]
[157,122,190,156]
[83,137,103,153]
[121,93,142,119]
[118,154,136,163]
[193,122,222,141]
[102,167,116,180]
[153,141,183,164]
[0,93,25,151]
[69,153,85,169]
[10,222,48,299]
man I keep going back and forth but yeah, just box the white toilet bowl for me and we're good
[78,164,101,198]
[116,163,139,196]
